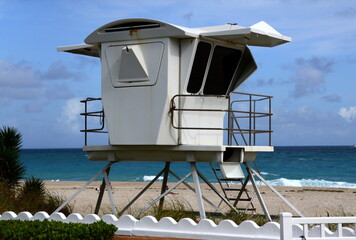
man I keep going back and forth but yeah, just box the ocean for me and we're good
[20,146,356,188]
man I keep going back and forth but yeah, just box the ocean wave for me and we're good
[267,178,356,188]
[260,172,278,176]
[143,176,163,182]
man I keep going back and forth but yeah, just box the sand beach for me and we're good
[45,181,356,218]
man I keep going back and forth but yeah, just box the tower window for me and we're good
[187,42,211,94]
[204,46,242,95]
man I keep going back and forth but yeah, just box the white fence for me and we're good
[0,211,356,240]
[280,212,356,240]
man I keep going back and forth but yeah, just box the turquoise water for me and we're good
[20,146,356,188]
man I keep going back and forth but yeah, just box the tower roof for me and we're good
[57,18,291,57]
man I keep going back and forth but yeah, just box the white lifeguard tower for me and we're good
[56,18,302,219]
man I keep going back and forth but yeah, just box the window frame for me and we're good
[203,45,242,95]
[185,40,246,96]
[186,41,213,94]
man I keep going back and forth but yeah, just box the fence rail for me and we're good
[1,211,355,240]
[281,212,356,240]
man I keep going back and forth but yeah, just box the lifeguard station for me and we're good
[56,18,302,220]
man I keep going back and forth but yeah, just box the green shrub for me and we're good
[0,220,117,240]
[0,180,72,215]
[0,126,25,188]
[0,126,72,215]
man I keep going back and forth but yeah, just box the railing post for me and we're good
[253,99,256,146]
[249,94,252,146]
[80,98,106,146]
[269,97,272,146]
[280,212,293,240]
[228,96,232,145]
[84,99,88,146]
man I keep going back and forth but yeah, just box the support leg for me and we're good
[233,175,250,207]
[119,167,166,215]
[104,170,117,216]
[245,164,272,221]
[196,169,240,214]
[246,165,304,217]
[190,162,206,219]
[94,166,111,214]
[53,162,112,213]
[159,162,171,211]
[169,170,226,215]
[135,172,192,218]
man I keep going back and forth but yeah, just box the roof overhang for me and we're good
[57,43,99,57]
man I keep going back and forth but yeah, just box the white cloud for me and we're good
[286,57,334,98]
[335,7,356,18]
[339,106,356,123]
[322,94,341,102]
[0,59,81,103]
[41,61,82,81]
[24,101,45,113]
[297,105,309,113]
[45,84,74,100]
[58,98,82,134]
[273,105,355,145]
[0,59,41,88]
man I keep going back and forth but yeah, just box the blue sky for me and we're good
[0,0,355,148]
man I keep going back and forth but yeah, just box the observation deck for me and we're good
[81,92,273,163]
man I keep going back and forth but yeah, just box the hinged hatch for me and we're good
[103,41,165,87]
[200,21,291,47]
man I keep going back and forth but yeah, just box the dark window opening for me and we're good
[187,42,211,93]
[227,47,257,93]
[204,46,242,95]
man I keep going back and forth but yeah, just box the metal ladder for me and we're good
[210,162,256,213]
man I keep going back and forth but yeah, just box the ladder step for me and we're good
[228,198,251,201]
[224,188,242,191]
[236,208,256,211]
[219,178,243,181]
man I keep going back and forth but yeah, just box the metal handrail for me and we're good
[229,92,273,146]
[170,92,273,146]
[80,97,107,145]
[80,92,273,146]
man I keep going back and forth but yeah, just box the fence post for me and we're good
[280,212,293,240]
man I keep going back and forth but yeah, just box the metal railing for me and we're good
[80,97,107,145]
[229,92,272,146]
[80,92,272,146]
[169,92,273,146]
